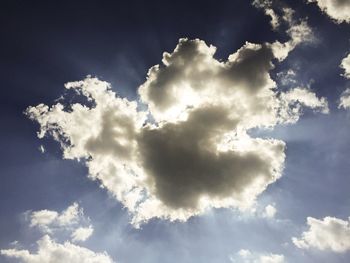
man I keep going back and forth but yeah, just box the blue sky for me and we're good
[1,0,350,262]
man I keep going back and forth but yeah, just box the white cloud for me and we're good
[264,204,277,218]
[278,87,329,123]
[339,88,350,109]
[25,8,327,226]
[340,53,350,79]
[231,249,285,263]
[1,235,114,263]
[252,0,280,30]
[29,203,84,233]
[292,216,350,253]
[1,204,113,263]
[308,0,350,24]
[71,226,94,242]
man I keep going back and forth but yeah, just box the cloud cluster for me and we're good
[308,0,350,23]
[27,203,93,241]
[25,8,328,226]
[292,216,350,253]
[1,235,114,263]
[1,204,114,263]
[230,249,285,263]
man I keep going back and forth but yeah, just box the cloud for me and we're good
[71,226,94,242]
[29,203,88,234]
[1,235,114,263]
[340,53,350,79]
[338,54,350,109]
[292,216,350,252]
[1,204,114,263]
[252,0,280,30]
[308,0,350,23]
[25,8,327,226]
[230,249,285,263]
[339,88,350,109]
[263,204,277,218]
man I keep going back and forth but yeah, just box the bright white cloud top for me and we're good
[1,204,113,263]
[25,11,328,226]
[308,0,350,24]
[292,216,350,253]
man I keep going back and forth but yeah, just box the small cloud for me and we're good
[71,226,94,242]
[230,249,285,263]
[339,88,350,109]
[39,145,45,153]
[292,216,350,253]
[340,53,350,79]
[264,204,277,218]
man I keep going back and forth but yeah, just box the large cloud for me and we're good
[292,216,350,253]
[308,0,350,24]
[1,204,113,263]
[25,9,328,226]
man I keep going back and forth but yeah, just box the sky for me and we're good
[1,0,350,262]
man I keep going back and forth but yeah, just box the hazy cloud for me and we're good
[263,204,277,218]
[230,249,285,263]
[292,216,350,252]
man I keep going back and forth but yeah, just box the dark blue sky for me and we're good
[1,0,350,262]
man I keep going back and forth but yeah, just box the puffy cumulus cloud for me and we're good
[340,53,350,79]
[28,203,89,234]
[339,88,350,109]
[308,0,350,24]
[1,235,114,263]
[230,249,285,263]
[26,13,327,226]
[292,216,350,253]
